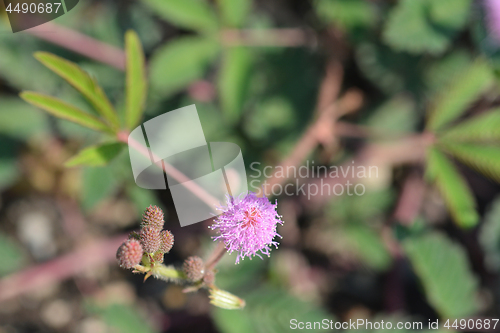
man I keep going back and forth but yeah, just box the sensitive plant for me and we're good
[116,194,284,310]
[12,0,500,324]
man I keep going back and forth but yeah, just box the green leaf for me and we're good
[141,0,218,33]
[213,287,331,333]
[89,304,156,333]
[438,142,500,183]
[34,52,120,130]
[366,95,417,134]
[218,47,253,122]
[426,148,479,228]
[315,0,376,30]
[126,185,162,215]
[0,159,18,190]
[216,0,251,27]
[344,224,392,271]
[125,30,147,130]
[0,97,50,140]
[81,165,120,210]
[149,37,220,95]
[428,0,471,30]
[328,188,395,222]
[424,49,472,94]
[65,142,124,167]
[243,97,296,140]
[383,0,471,54]
[20,92,112,134]
[355,43,424,95]
[427,59,494,132]
[439,109,500,143]
[0,232,26,276]
[479,196,500,271]
[404,232,479,318]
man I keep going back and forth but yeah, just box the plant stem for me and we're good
[205,242,227,271]
[116,131,219,208]
[27,22,126,70]
[151,264,187,281]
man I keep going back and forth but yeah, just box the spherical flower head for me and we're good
[140,226,161,253]
[183,256,205,282]
[159,230,174,253]
[209,192,284,264]
[117,239,143,269]
[141,205,164,230]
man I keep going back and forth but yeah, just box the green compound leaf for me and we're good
[426,148,479,228]
[438,142,500,183]
[65,142,124,167]
[383,0,471,55]
[125,30,147,130]
[149,36,220,95]
[315,0,376,30]
[213,287,331,333]
[427,59,494,132]
[403,232,479,318]
[216,0,251,28]
[20,92,112,134]
[218,47,254,123]
[34,52,120,131]
[439,108,500,143]
[141,0,218,33]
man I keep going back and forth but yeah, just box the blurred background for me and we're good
[0,0,500,332]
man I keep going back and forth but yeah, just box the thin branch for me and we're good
[117,131,219,208]
[25,22,126,70]
[220,28,314,47]
[205,242,227,271]
[0,234,127,303]
[392,170,426,225]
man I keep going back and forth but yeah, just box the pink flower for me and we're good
[210,192,284,264]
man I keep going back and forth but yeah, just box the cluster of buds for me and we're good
[117,205,174,270]
[115,190,285,311]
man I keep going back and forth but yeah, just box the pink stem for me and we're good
[25,22,126,70]
[117,132,219,209]
[0,234,127,302]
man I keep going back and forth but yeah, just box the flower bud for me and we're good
[116,239,143,269]
[140,226,161,253]
[208,287,245,310]
[182,256,205,282]
[159,230,174,253]
[141,205,164,230]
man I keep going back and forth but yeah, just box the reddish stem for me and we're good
[117,131,219,208]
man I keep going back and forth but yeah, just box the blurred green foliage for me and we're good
[1,0,500,331]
